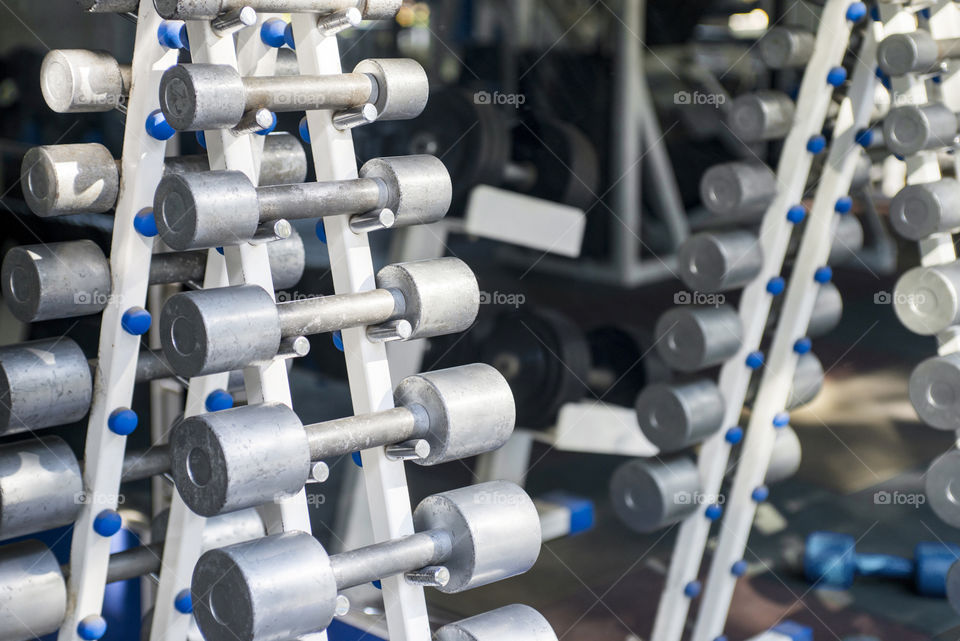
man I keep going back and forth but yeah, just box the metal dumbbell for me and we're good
[910,353,960,430]
[160,257,478,376]
[610,456,702,533]
[155,0,401,20]
[0,509,264,641]
[804,531,960,597]
[877,30,960,77]
[759,26,815,69]
[926,450,960,528]
[727,91,795,143]
[699,162,777,220]
[40,49,129,113]
[169,363,514,516]
[191,481,542,641]
[435,605,558,641]
[893,260,960,335]
[888,179,960,241]
[22,133,307,217]
[882,103,958,156]
[159,57,426,131]
[153,155,450,250]
[654,305,743,372]
[2,232,304,323]
[766,425,802,484]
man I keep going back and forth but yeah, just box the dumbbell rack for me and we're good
[649,3,866,641]
[690,11,885,641]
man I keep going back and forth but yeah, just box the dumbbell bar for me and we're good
[635,352,823,453]
[0,509,264,641]
[22,133,306,217]
[878,30,960,77]
[2,232,304,322]
[160,257,478,376]
[159,58,427,131]
[154,0,400,19]
[170,363,514,516]
[191,481,542,641]
[154,155,450,250]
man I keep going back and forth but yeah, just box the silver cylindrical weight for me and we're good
[435,605,558,641]
[926,450,960,528]
[0,540,67,641]
[727,91,795,142]
[610,456,701,533]
[893,261,960,335]
[635,380,725,452]
[654,305,743,372]
[889,179,960,241]
[883,104,958,156]
[40,49,128,113]
[21,143,118,216]
[699,162,777,219]
[678,231,763,293]
[910,353,960,430]
[759,27,815,68]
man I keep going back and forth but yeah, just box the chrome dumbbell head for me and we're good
[877,31,941,76]
[926,450,960,528]
[170,403,310,517]
[909,353,960,430]
[610,457,701,533]
[21,144,118,217]
[883,104,958,157]
[353,58,429,122]
[435,605,558,641]
[766,426,802,484]
[635,380,725,453]
[759,26,815,69]
[156,0,402,20]
[889,179,960,241]
[808,282,843,337]
[699,162,776,219]
[828,214,864,266]
[0,338,92,434]
[0,540,67,640]
[654,305,743,372]
[789,352,824,409]
[359,155,452,227]
[40,49,129,113]
[159,64,247,131]
[677,231,762,294]
[193,481,541,641]
[377,258,479,339]
[893,262,960,335]
[727,91,795,143]
[0,436,82,541]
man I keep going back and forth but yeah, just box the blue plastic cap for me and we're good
[766,277,786,295]
[751,486,770,503]
[93,510,123,537]
[540,491,595,535]
[933,74,943,85]
[725,426,744,444]
[793,337,812,354]
[731,560,748,577]
[205,389,234,412]
[920,7,931,18]
[261,18,288,48]
[683,580,702,598]
[333,330,344,351]
[814,266,833,284]
[108,408,138,436]
[216,247,225,255]
[787,205,806,224]
[806,135,826,154]
[772,621,814,641]
[121,307,152,335]
[174,589,193,614]
[255,111,278,136]
[351,451,363,467]
[855,128,873,147]
[845,2,867,22]
[746,351,764,370]
[77,615,107,640]
[835,196,853,214]
[284,22,296,49]
[372,579,382,590]
[134,210,159,237]
[196,130,207,149]
[299,116,311,144]
[827,66,847,87]
[773,412,790,428]
[804,531,856,587]
[146,110,176,141]
[316,219,327,243]
[705,504,723,521]
[158,21,189,50]
[870,5,879,20]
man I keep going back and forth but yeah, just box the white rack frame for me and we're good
[649,3,862,640]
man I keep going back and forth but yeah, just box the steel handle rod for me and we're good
[256,178,384,222]
[243,73,375,112]
[305,406,418,460]
[329,530,452,590]
[157,0,400,20]
[276,288,399,337]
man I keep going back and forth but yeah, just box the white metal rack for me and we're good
[690,14,885,641]
[649,3,863,640]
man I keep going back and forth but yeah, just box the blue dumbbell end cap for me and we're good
[725,426,744,444]
[806,135,827,154]
[351,451,363,467]
[827,66,847,87]
[835,196,853,214]
[205,389,234,412]
[174,589,193,614]
[333,330,343,351]
[372,579,382,590]
[93,509,123,537]
[284,22,296,49]
[121,307,152,335]
[684,580,701,598]
[814,266,833,283]
[158,21,189,50]
[146,110,176,141]
[705,504,723,521]
[787,205,807,224]
[846,3,867,22]
[134,210,159,237]
[855,128,873,147]
[767,277,786,295]
[108,408,138,436]
[316,219,327,243]
[793,337,812,354]
[196,130,207,149]
[539,491,595,535]
[77,615,107,640]
[746,351,764,369]
[260,18,288,47]
[255,111,279,136]
[751,485,770,502]
[299,116,311,144]
[731,560,748,577]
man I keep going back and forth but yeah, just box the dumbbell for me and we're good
[0,509,264,641]
[888,178,960,241]
[909,353,960,430]
[759,26,815,69]
[2,232,304,323]
[804,531,960,596]
[925,450,960,528]
[21,133,307,217]
[654,305,743,372]
[727,91,795,143]
[877,31,960,77]
[40,49,129,113]
[699,162,778,220]
[155,0,401,20]
[169,363,514,516]
[161,257,477,376]
[434,605,558,641]
[153,155,450,250]
[159,58,427,132]
[882,103,958,156]
[635,352,824,453]
[191,480,542,641]
[893,260,960,335]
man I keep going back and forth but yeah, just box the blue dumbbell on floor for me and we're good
[804,531,960,597]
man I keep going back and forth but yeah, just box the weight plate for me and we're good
[513,118,600,210]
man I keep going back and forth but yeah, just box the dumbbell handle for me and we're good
[305,405,422,460]
[243,74,375,115]
[329,529,453,590]
[257,177,384,223]
[119,447,171,483]
[855,553,914,579]
[276,288,399,338]
[158,0,399,19]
